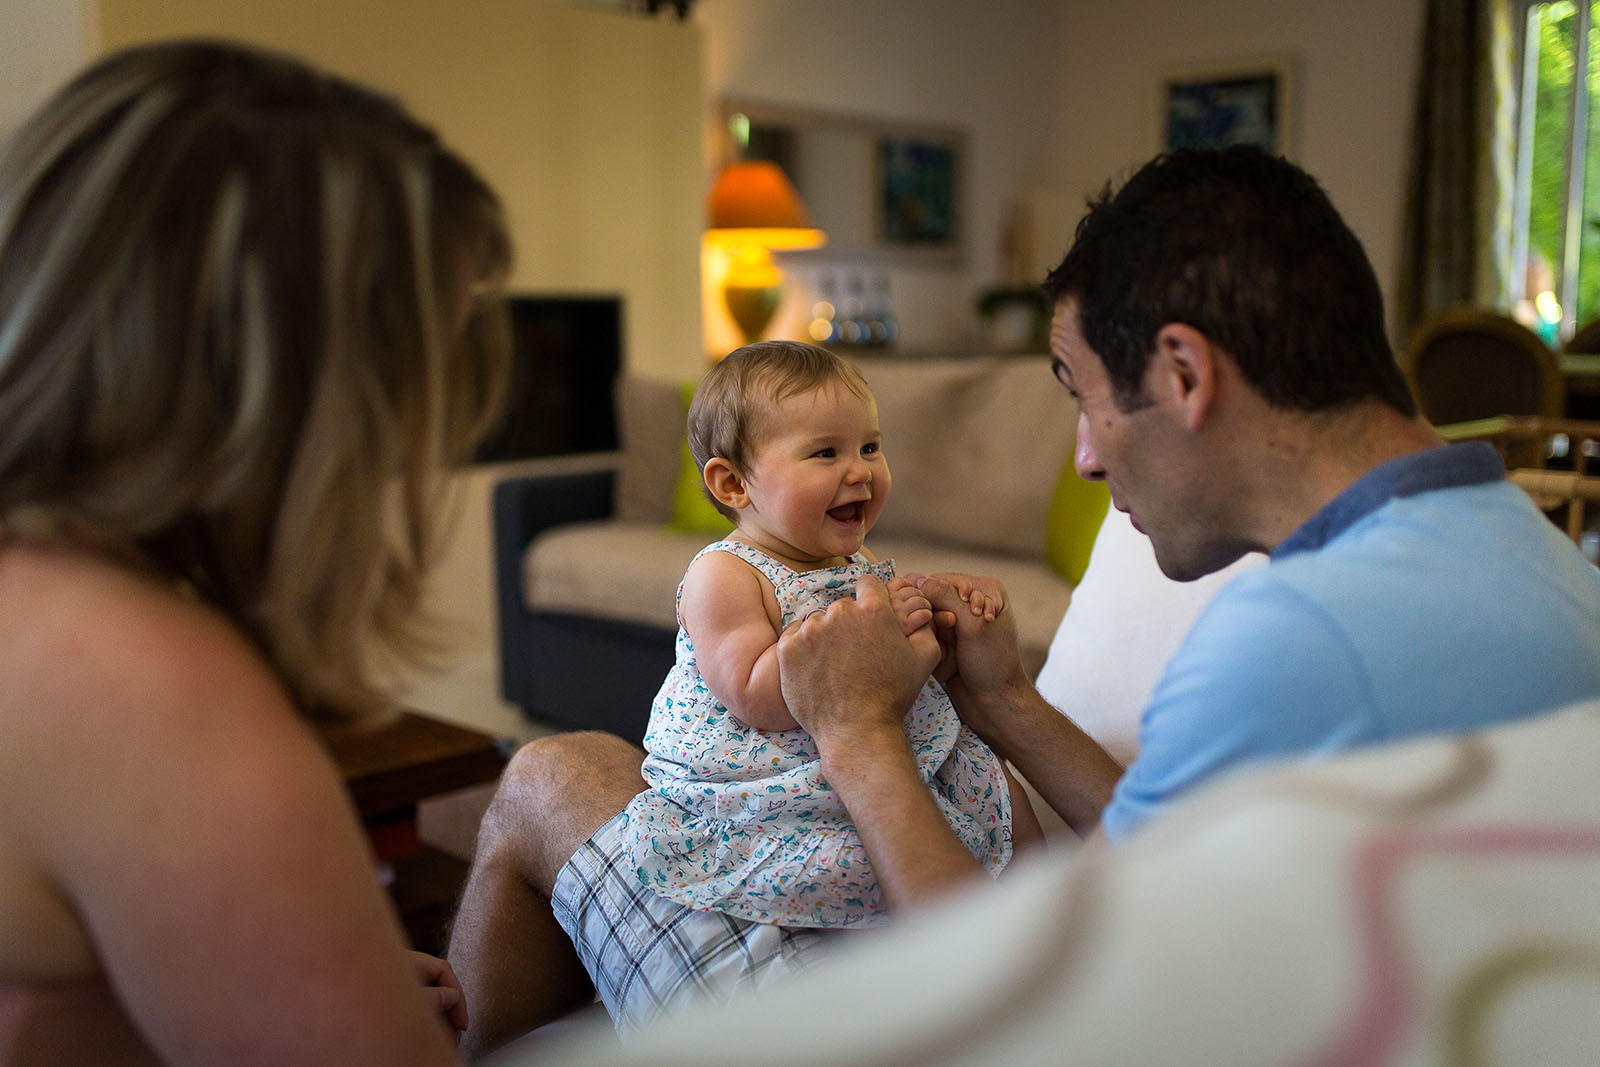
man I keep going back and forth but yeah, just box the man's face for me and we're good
[1049,300,1216,581]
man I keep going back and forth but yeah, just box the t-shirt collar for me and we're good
[1273,441,1506,560]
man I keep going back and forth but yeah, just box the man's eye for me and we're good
[813,447,836,458]
[862,442,880,455]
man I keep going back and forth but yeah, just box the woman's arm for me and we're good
[7,567,460,1067]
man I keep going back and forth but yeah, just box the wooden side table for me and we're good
[327,711,509,953]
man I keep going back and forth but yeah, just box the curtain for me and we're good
[1396,0,1519,337]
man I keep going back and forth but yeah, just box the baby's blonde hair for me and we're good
[687,340,872,522]
[0,40,512,725]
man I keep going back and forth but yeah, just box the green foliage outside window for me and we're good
[1522,0,1600,330]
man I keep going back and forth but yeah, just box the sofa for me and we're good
[492,353,1112,742]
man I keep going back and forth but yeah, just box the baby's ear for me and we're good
[703,457,750,511]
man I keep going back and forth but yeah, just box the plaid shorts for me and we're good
[550,811,845,1033]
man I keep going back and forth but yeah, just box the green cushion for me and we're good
[668,381,735,535]
[1044,461,1111,584]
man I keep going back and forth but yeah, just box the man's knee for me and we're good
[476,730,647,889]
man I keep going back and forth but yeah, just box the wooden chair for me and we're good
[1560,317,1600,420]
[1507,468,1600,547]
[1402,306,1564,425]
[1562,316,1600,354]
[1440,415,1600,551]
[1438,414,1600,472]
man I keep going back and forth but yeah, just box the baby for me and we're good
[619,340,1043,930]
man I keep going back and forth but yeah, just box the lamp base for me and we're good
[723,282,783,345]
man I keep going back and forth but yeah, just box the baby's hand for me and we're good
[902,572,1007,624]
[887,576,936,637]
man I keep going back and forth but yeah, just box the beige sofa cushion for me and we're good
[525,521,713,630]
[525,526,1071,678]
[612,376,684,523]
[858,356,1078,560]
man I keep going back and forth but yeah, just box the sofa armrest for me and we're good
[492,469,617,709]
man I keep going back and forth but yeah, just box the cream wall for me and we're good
[694,0,1073,354]
[0,0,88,139]
[95,0,705,381]
[1042,0,1428,333]
[696,0,1427,348]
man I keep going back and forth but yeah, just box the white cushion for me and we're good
[1034,508,1265,766]
[607,358,1087,561]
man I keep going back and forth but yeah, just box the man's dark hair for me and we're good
[1043,146,1416,416]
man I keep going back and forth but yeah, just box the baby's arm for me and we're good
[677,550,798,731]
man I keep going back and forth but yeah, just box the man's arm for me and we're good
[945,673,1121,835]
[776,576,982,910]
[915,575,1123,835]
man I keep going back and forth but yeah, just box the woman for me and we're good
[0,39,511,1065]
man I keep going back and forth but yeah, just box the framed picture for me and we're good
[875,133,961,252]
[1161,58,1297,156]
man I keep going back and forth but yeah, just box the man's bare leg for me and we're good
[447,730,646,1061]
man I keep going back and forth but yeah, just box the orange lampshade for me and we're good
[705,161,825,251]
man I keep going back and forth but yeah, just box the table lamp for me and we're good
[705,160,826,344]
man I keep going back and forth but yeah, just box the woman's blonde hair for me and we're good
[0,40,512,725]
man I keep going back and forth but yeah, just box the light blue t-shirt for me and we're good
[1101,442,1600,841]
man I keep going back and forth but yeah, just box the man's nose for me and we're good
[1073,411,1105,481]
[844,456,872,483]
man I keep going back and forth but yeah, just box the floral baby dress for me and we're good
[618,540,1014,929]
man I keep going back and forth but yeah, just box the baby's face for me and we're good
[735,381,890,569]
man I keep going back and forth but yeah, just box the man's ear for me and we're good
[1151,322,1217,431]
[703,457,750,511]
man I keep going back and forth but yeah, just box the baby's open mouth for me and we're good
[827,501,865,524]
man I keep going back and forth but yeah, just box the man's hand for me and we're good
[776,574,984,909]
[777,574,938,753]
[411,950,468,1045]
[912,574,1032,735]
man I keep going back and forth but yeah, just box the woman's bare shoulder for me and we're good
[0,544,457,1064]
[0,544,300,984]
[0,541,324,867]
[0,542,281,722]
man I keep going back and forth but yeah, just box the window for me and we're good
[1514,0,1600,341]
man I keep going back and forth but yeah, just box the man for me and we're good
[447,147,1600,1058]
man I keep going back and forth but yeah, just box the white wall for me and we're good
[696,0,1428,347]
[0,0,89,140]
[94,0,706,382]
[694,0,1073,353]
[1047,0,1427,329]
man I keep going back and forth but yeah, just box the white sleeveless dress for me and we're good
[618,540,1015,929]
